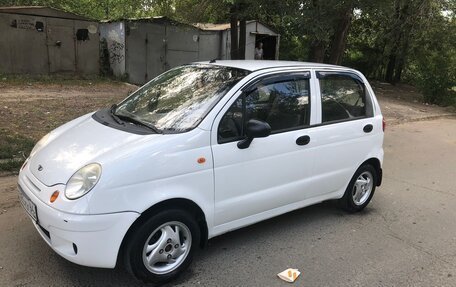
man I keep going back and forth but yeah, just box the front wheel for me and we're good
[340,164,377,212]
[124,209,200,284]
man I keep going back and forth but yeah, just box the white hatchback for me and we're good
[18,60,384,284]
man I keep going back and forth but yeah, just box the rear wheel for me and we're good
[340,164,377,212]
[124,209,200,284]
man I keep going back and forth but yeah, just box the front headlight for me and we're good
[65,163,102,200]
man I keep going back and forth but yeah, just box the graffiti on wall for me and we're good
[109,41,125,64]
[100,25,126,76]
[11,19,44,31]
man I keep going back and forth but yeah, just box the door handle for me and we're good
[296,135,310,146]
[363,124,373,133]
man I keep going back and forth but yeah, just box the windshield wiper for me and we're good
[116,113,162,134]
[110,104,125,125]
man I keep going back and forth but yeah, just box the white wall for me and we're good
[99,22,126,77]
[217,21,279,60]
[245,21,278,60]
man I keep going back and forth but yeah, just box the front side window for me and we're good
[115,65,249,133]
[218,76,310,143]
[319,73,368,123]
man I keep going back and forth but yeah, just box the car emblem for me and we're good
[38,165,43,171]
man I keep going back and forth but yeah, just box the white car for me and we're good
[18,61,384,284]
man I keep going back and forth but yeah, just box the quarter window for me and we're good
[319,74,367,123]
[218,77,310,143]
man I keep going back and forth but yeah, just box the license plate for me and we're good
[18,185,38,223]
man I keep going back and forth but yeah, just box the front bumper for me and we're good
[18,172,140,268]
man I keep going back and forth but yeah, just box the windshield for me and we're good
[114,65,249,133]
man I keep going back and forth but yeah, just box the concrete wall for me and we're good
[0,12,99,75]
[100,22,126,77]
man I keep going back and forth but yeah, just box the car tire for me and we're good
[124,209,200,284]
[340,164,377,212]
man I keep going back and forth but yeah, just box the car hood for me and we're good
[29,114,157,186]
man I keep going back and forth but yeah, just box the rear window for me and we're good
[319,74,371,123]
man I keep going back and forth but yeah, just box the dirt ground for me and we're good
[371,81,455,125]
[0,79,138,173]
[0,80,137,141]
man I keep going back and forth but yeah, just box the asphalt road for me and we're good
[0,118,455,287]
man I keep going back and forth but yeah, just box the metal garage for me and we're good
[100,17,221,85]
[100,17,279,85]
[0,6,99,75]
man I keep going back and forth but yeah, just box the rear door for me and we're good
[308,70,379,198]
[211,71,316,227]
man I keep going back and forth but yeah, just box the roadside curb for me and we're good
[388,114,456,126]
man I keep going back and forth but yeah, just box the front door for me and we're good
[211,72,315,227]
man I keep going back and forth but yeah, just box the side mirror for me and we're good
[237,119,271,149]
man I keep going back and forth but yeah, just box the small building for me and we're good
[194,20,280,61]
[0,6,99,75]
[100,17,279,84]
[100,17,218,85]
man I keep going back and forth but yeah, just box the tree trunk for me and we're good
[393,40,408,83]
[328,7,353,65]
[385,54,397,83]
[239,19,246,59]
[385,1,409,83]
[230,8,239,60]
[393,20,411,83]
[309,40,325,63]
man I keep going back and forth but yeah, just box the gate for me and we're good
[125,22,200,85]
[47,25,76,72]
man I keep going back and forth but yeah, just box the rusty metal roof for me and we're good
[193,20,277,34]
[0,6,94,21]
[101,16,202,31]
[193,22,231,31]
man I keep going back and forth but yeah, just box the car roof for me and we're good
[193,60,348,72]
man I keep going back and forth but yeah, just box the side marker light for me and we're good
[50,191,59,203]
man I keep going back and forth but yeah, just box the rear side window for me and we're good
[319,73,370,123]
[218,76,310,143]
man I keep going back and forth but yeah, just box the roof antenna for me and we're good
[209,58,217,63]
